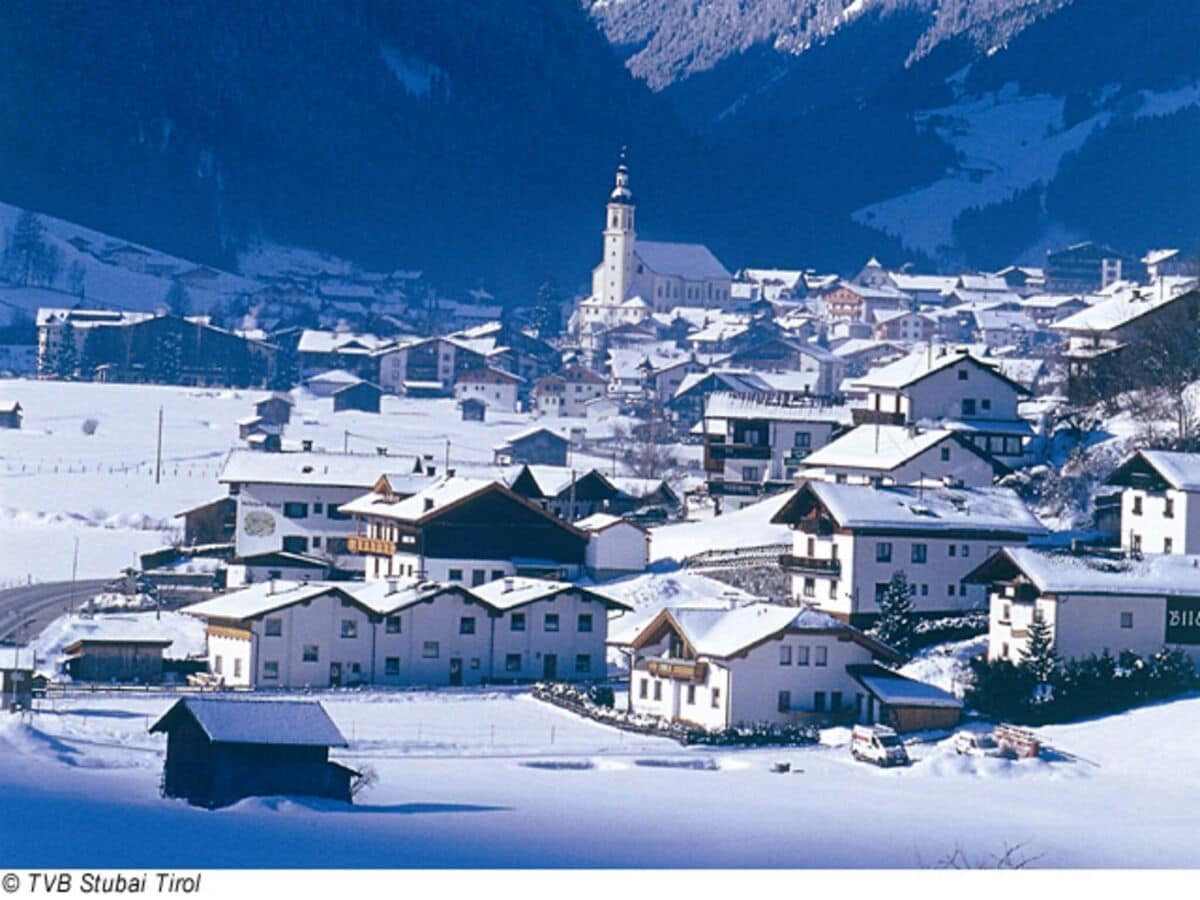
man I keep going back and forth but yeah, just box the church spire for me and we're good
[609,147,633,205]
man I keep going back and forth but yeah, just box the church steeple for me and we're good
[602,149,637,306]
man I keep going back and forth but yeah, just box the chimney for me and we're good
[387,578,398,594]
[503,577,515,593]
[446,467,456,477]
[301,439,313,452]
[376,446,388,456]
[268,578,276,596]
[424,498,435,512]
[427,466,437,477]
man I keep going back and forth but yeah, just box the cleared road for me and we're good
[0,579,108,643]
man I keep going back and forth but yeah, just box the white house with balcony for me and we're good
[612,602,933,729]
[1104,450,1200,556]
[770,480,1047,626]
[968,547,1200,669]
[798,424,1005,488]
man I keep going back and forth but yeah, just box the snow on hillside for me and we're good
[0,201,255,323]
[0,378,639,583]
[649,490,793,562]
[852,79,1200,256]
[2,687,1200,866]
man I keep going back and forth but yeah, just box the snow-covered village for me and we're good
[1,0,1199,878]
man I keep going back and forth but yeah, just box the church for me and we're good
[577,158,733,331]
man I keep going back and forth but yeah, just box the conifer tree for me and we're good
[1020,615,1058,684]
[874,570,917,657]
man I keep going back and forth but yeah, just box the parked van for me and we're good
[850,725,910,767]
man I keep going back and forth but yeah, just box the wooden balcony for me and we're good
[851,409,906,427]
[647,658,708,683]
[779,554,841,576]
[346,535,396,556]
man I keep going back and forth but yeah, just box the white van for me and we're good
[850,725,910,767]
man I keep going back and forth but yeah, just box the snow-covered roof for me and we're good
[344,578,461,615]
[773,481,1046,536]
[219,449,413,489]
[494,424,569,449]
[849,665,963,709]
[800,425,956,471]
[340,476,502,522]
[976,547,1200,598]
[297,329,385,354]
[957,274,1009,292]
[151,697,347,747]
[887,273,958,293]
[636,241,730,281]
[1109,450,1200,492]
[704,391,852,425]
[0,400,21,414]
[1052,286,1191,334]
[853,348,1027,394]
[182,581,348,621]
[469,577,631,612]
[305,368,361,385]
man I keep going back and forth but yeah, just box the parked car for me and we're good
[954,730,1005,757]
[850,725,910,767]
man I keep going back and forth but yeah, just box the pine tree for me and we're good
[530,278,563,338]
[873,570,917,657]
[1019,616,1058,684]
[54,321,77,379]
[163,281,192,317]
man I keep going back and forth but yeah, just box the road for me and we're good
[0,579,108,643]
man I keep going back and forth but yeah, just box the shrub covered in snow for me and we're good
[532,682,819,747]
[81,417,99,435]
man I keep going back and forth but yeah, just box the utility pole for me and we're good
[155,406,164,484]
[344,430,350,454]
[445,439,451,475]
[69,536,79,615]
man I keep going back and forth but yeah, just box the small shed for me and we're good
[493,426,569,467]
[255,393,293,426]
[0,646,35,711]
[175,495,238,546]
[0,401,22,430]
[63,638,173,684]
[305,368,361,398]
[577,513,649,579]
[333,380,382,414]
[149,697,355,808]
[460,397,487,422]
[848,664,963,734]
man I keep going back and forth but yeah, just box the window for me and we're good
[386,616,401,634]
[471,569,486,587]
[1165,537,1174,554]
[875,542,893,563]
[505,653,522,672]
[264,618,283,637]
[313,503,324,514]
[263,661,279,680]
[233,659,242,679]
[511,613,526,632]
[311,536,321,548]
[948,584,956,597]
[794,432,811,449]
[874,582,889,604]
[639,678,648,699]
[283,502,308,519]
[796,646,810,666]
[213,655,223,675]
[981,398,991,411]
[949,544,957,557]
[777,690,791,713]
[803,577,815,598]
[281,535,308,554]
[1132,495,1143,515]
[575,654,591,674]
[831,691,843,711]
[578,614,593,633]
[448,568,463,582]
[1002,603,1011,621]
[385,657,400,676]
[711,687,721,708]
[815,646,828,667]
[653,681,662,701]
[686,685,696,705]
[921,583,929,596]
[1165,498,1175,518]
[1033,606,1044,623]
[1120,612,1133,629]
[491,569,506,582]
[1131,533,1142,553]
[422,641,439,659]
[814,691,827,712]
[829,580,839,599]
[742,466,760,482]
[961,399,976,416]
[545,613,560,632]
[780,645,792,666]
[961,544,970,557]
[459,616,476,635]
[341,619,357,639]
[940,446,951,462]
[957,369,968,381]
[327,505,351,521]
[911,543,927,564]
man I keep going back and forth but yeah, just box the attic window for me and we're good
[957,369,968,380]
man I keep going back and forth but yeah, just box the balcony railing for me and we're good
[707,481,765,497]
[851,409,906,427]
[783,447,811,465]
[707,443,772,462]
[779,554,841,575]
[346,535,396,556]
[647,658,708,683]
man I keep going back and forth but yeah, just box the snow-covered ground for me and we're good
[0,686,1197,867]
[0,378,634,583]
[649,490,793,562]
[31,611,206,675]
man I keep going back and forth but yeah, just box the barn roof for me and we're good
[150,697,347,747]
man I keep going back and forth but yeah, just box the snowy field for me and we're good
[1,686,1198,868]
[0,378,633,584]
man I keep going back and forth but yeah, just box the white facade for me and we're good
[233,482,369,572]
[579,515,649,579]
[453,372,519,412]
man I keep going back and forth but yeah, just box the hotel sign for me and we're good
[1165,597,1200,645]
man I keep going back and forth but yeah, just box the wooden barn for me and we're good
[460,396,487,422]
[63,638,173,684]
[847,664,963,734]
[0,647,35,711]
[150,697,355,808]
[333,380,382,414]
[255,393,293,426]
[0,401,21,429]
[493,426,569,466]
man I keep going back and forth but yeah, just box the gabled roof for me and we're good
[703,391,852,425]
[182,581,357,622]
[1052,286,1196,335]
[344,578,470,616]
[771,480,1045,536]
[847,664,963,709]
[635,241,730,281]
[627,602,900,663]
[218,449,417,489]
[150,697,347,747]
[494,425,570,450]
[966,547,1200,598]
[575,512,646,534]
[469,577,632,612]
[1106,450,1200,492]
[801,425,968,472]
[852,349,1031,396]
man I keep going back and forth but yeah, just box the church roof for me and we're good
[636,242,730,281]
